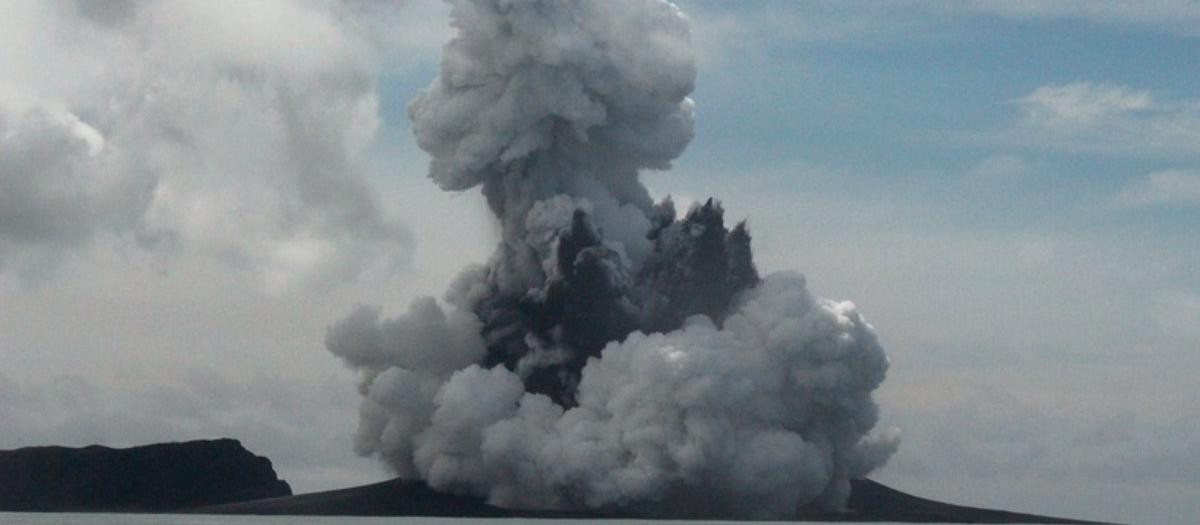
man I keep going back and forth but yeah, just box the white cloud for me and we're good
[998,82,1200,159]
[1017,83,1153,130]
[0,0,421,288]
[1113,170,1200,208]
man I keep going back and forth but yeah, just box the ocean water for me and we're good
[0,516,925,525]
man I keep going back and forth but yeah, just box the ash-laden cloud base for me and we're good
[328,0,897,518]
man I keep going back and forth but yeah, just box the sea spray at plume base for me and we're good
[328,0,898,518]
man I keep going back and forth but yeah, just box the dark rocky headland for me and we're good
[0,439,290,512]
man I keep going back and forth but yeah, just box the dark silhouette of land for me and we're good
[837,478,1109,523]
[200,477,1112,523]
[198,477,583,518]
[0,439,290,512]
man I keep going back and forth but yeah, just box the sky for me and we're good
[1,1,1197,523]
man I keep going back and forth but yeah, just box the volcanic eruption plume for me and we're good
[328,0,898,518]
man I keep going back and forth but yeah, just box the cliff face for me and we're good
[0,439,292,512]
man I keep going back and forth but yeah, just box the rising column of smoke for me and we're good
[328,0,898,518]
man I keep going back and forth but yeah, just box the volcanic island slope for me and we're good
[198,477,1114,523]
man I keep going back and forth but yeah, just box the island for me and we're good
[0,439,291,512]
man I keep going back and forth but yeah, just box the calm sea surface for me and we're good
[0,516,927,525]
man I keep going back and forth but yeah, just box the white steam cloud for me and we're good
[329,0,897,518]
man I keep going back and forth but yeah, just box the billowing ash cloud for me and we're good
[328,0,897,518]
